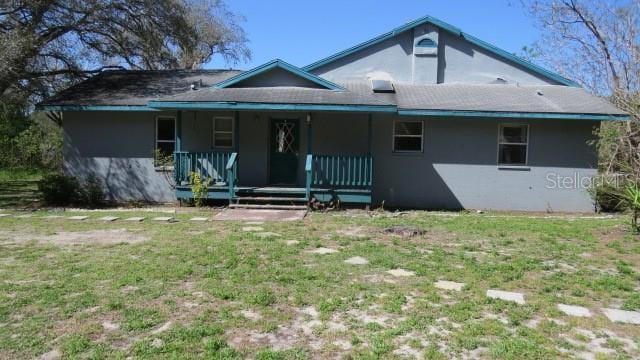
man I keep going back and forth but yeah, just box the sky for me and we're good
[206,0,539,70]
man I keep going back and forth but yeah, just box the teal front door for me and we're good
[269,119,299,185]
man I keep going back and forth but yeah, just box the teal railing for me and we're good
[174,151,232,186]
[305,154,313,200]
[311,155,373,188]
[225,152,238,200]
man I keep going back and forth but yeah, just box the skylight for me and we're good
[371,79,395,93]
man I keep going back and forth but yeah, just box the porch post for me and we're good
[176,110,182,152]
[306,113,312,154]
[367,113,372,155]
[234,111,240,151]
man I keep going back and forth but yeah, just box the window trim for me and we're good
[392,119,424,153]
[497,123,530,166]
[155,115,176,169]
[212,116,235,149]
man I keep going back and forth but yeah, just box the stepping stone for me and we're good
[602,308,640,324]
[286,240,300,246]
[44,215,63,219]
[486,289,525,305]
[151,321,172,334]
[255,232,281,238]
[435,280,465,291]
[307,247,339,255]
[152,216,174,222]
[67,216,88,220]
[245,221,264,225]
[387,268,416,277]
[39,349,61,360]
[15,214,33,218]
[125,217,145,222]
[0,214,11,218]
[98,216,119,222]
[557,304,592,317]
[190,217,209,221]
[151,338,163,348]
[344,256,369,265]
[242,226,264,232]
[101,321,120,331]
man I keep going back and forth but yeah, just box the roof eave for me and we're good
[397,109,630,121]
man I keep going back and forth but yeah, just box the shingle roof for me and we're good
[153,86,391,106]
[40,69,625,117]
[40,69,241,106]
[342,83,626,115]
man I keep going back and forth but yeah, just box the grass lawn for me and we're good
[0,169,43,209]
[1,209,639,359]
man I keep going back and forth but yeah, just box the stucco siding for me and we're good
[370,116,598,211]
[63,111,177,202]
[311,26,561,86]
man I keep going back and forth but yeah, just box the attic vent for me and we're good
[371,79,395,93]
[416,38,437,48]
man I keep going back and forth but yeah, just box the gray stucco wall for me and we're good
[311,25,560,86]
[63,110,598,211]
[370,116,598,212]
[63,111,177,203]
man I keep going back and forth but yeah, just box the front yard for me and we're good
[1,209,639,359]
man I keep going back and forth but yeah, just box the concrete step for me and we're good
[229,203,307,210]
[234,196,307,202]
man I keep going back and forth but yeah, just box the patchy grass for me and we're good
[0,209,639,359]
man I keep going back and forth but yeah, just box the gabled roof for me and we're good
[213,59,344,90]
[303,15,579,87]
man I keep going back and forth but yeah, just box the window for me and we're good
[155,116,175,162]
[498,124,529,166]
[393,120,423,153]
[212,116,234,148]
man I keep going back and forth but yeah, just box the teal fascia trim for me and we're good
[303,15,577,87]
[148,101,396,113]
[398,109,630,121]
[36,105,157,112]
[212,59,344,90]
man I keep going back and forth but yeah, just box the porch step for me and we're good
[229,203,307,210]
[234,196,307,202]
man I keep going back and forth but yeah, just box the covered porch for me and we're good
[171,110,375,207]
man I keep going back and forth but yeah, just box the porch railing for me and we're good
[226,152,238,200]
[310,154,373,188]
[174,151,233,186]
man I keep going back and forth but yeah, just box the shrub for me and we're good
[38,172,106,207]
[38,173,81,206]
[79,174,105,207]
[620,183,640,233]
[591,181,626,212]
[190,172,211,207]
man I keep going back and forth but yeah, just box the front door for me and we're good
[269,119,299,185]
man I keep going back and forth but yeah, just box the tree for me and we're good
[521,0,640,190]
[0,0,250,106]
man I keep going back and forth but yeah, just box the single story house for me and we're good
[38,15,628,212]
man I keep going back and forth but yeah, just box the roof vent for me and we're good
[536,89,544,96]
[190,79,203,90]
[371,79,395,93]
[491,77,508,84]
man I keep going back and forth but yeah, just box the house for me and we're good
[38,15,628,212]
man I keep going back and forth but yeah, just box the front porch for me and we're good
[174,151,373,207]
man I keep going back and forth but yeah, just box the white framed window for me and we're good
[212,116,234,148]
[155,116,176,162]
[393,119,423,153]
[498,124,529,166]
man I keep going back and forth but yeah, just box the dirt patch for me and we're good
[0,229,149,246]
[383,226,426,237]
